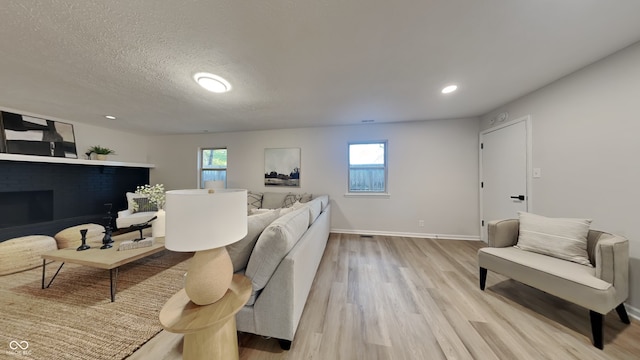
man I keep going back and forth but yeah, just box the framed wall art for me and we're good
[0,111,78,158]
[264,147,300,187]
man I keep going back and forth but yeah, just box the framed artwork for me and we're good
[0,111,78,158]
[264,148,300,187]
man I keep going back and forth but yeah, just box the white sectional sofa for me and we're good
[228,192,331,349]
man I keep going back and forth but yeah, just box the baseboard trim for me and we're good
[330,228,481,241]
[626,303,640,321]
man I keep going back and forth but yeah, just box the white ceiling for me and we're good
[1,1,640,135]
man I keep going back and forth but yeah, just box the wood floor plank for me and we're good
[130,233,640,360]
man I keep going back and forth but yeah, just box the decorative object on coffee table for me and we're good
[165,189,247,305]
[118,238,155,251]
[76,229,90,251]
[101,203,114,249]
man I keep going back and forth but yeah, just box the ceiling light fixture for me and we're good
[105,115,116,120]
[441,85,458,94]
[194,72,231,93]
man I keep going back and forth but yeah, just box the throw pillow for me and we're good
[283,193,301,208]
[283,193,313,207]
[515,211,592,266]
[227,209,280,272]
[247,191,263,213]
[131,197,158,213]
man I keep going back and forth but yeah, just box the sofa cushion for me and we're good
[261,192,288,209]
[516,212,592,266]
[247,191,263,213]
[314,195,330,211]
[248,208,273,215]
[306,197,323,224]
[244,207,311,305]
[227,209,281,272]
[116,211,156,229]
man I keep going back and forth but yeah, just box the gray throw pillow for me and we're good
[227,209,280,272]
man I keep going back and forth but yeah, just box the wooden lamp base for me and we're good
[185,247,233,305]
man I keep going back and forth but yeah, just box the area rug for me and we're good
[0,250,191,360]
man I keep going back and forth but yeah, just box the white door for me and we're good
[480,117,530,241]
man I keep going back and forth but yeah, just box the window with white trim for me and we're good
[348,141,387,193]
[199,148,227,188]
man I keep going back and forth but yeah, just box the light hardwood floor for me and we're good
[130,233,640,360]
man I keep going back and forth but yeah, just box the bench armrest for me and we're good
[487,219,519,248]
[595,234,629,299]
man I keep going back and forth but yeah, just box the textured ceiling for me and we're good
[1,1,640,134]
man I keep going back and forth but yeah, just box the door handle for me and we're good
[510,195,525,201]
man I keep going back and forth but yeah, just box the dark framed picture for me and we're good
[0,111,78,158]
[264,148,300,187]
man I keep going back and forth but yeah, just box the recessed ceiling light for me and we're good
[441,85,458,94]
[361,119,375,123]
[104,115,116,120]
[194,72,231,93]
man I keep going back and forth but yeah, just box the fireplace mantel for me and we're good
[0,153,154,168]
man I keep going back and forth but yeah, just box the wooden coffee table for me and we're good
[41,236,166,302]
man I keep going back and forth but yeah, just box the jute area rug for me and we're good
[0,249,191,360]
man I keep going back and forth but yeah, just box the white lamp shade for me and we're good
[165,189,247,252]
[204,180,225,189]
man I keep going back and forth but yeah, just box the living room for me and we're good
[1,2,640,359]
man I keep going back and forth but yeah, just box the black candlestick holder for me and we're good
[101,203,114,249]
[77,229,90,251]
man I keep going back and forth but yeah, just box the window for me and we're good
[348,141,387,193]
[199,148,227,188]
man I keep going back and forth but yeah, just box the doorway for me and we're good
[479,115,531,241]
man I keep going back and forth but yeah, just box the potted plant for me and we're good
[87,145,116,160]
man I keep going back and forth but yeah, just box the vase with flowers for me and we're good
[134,184,166,237]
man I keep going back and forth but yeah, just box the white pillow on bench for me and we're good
[515,211,592,266]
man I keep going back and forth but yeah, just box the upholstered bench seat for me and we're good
[478,218,629,349]
[479,247,615,313]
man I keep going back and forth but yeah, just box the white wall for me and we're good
[149,118,480,239]
[1,106,151,163]
[480,41,640,313]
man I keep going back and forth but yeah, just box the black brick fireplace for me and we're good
[0,160,149,242]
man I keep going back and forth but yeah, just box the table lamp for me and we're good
[165,189,247,305]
